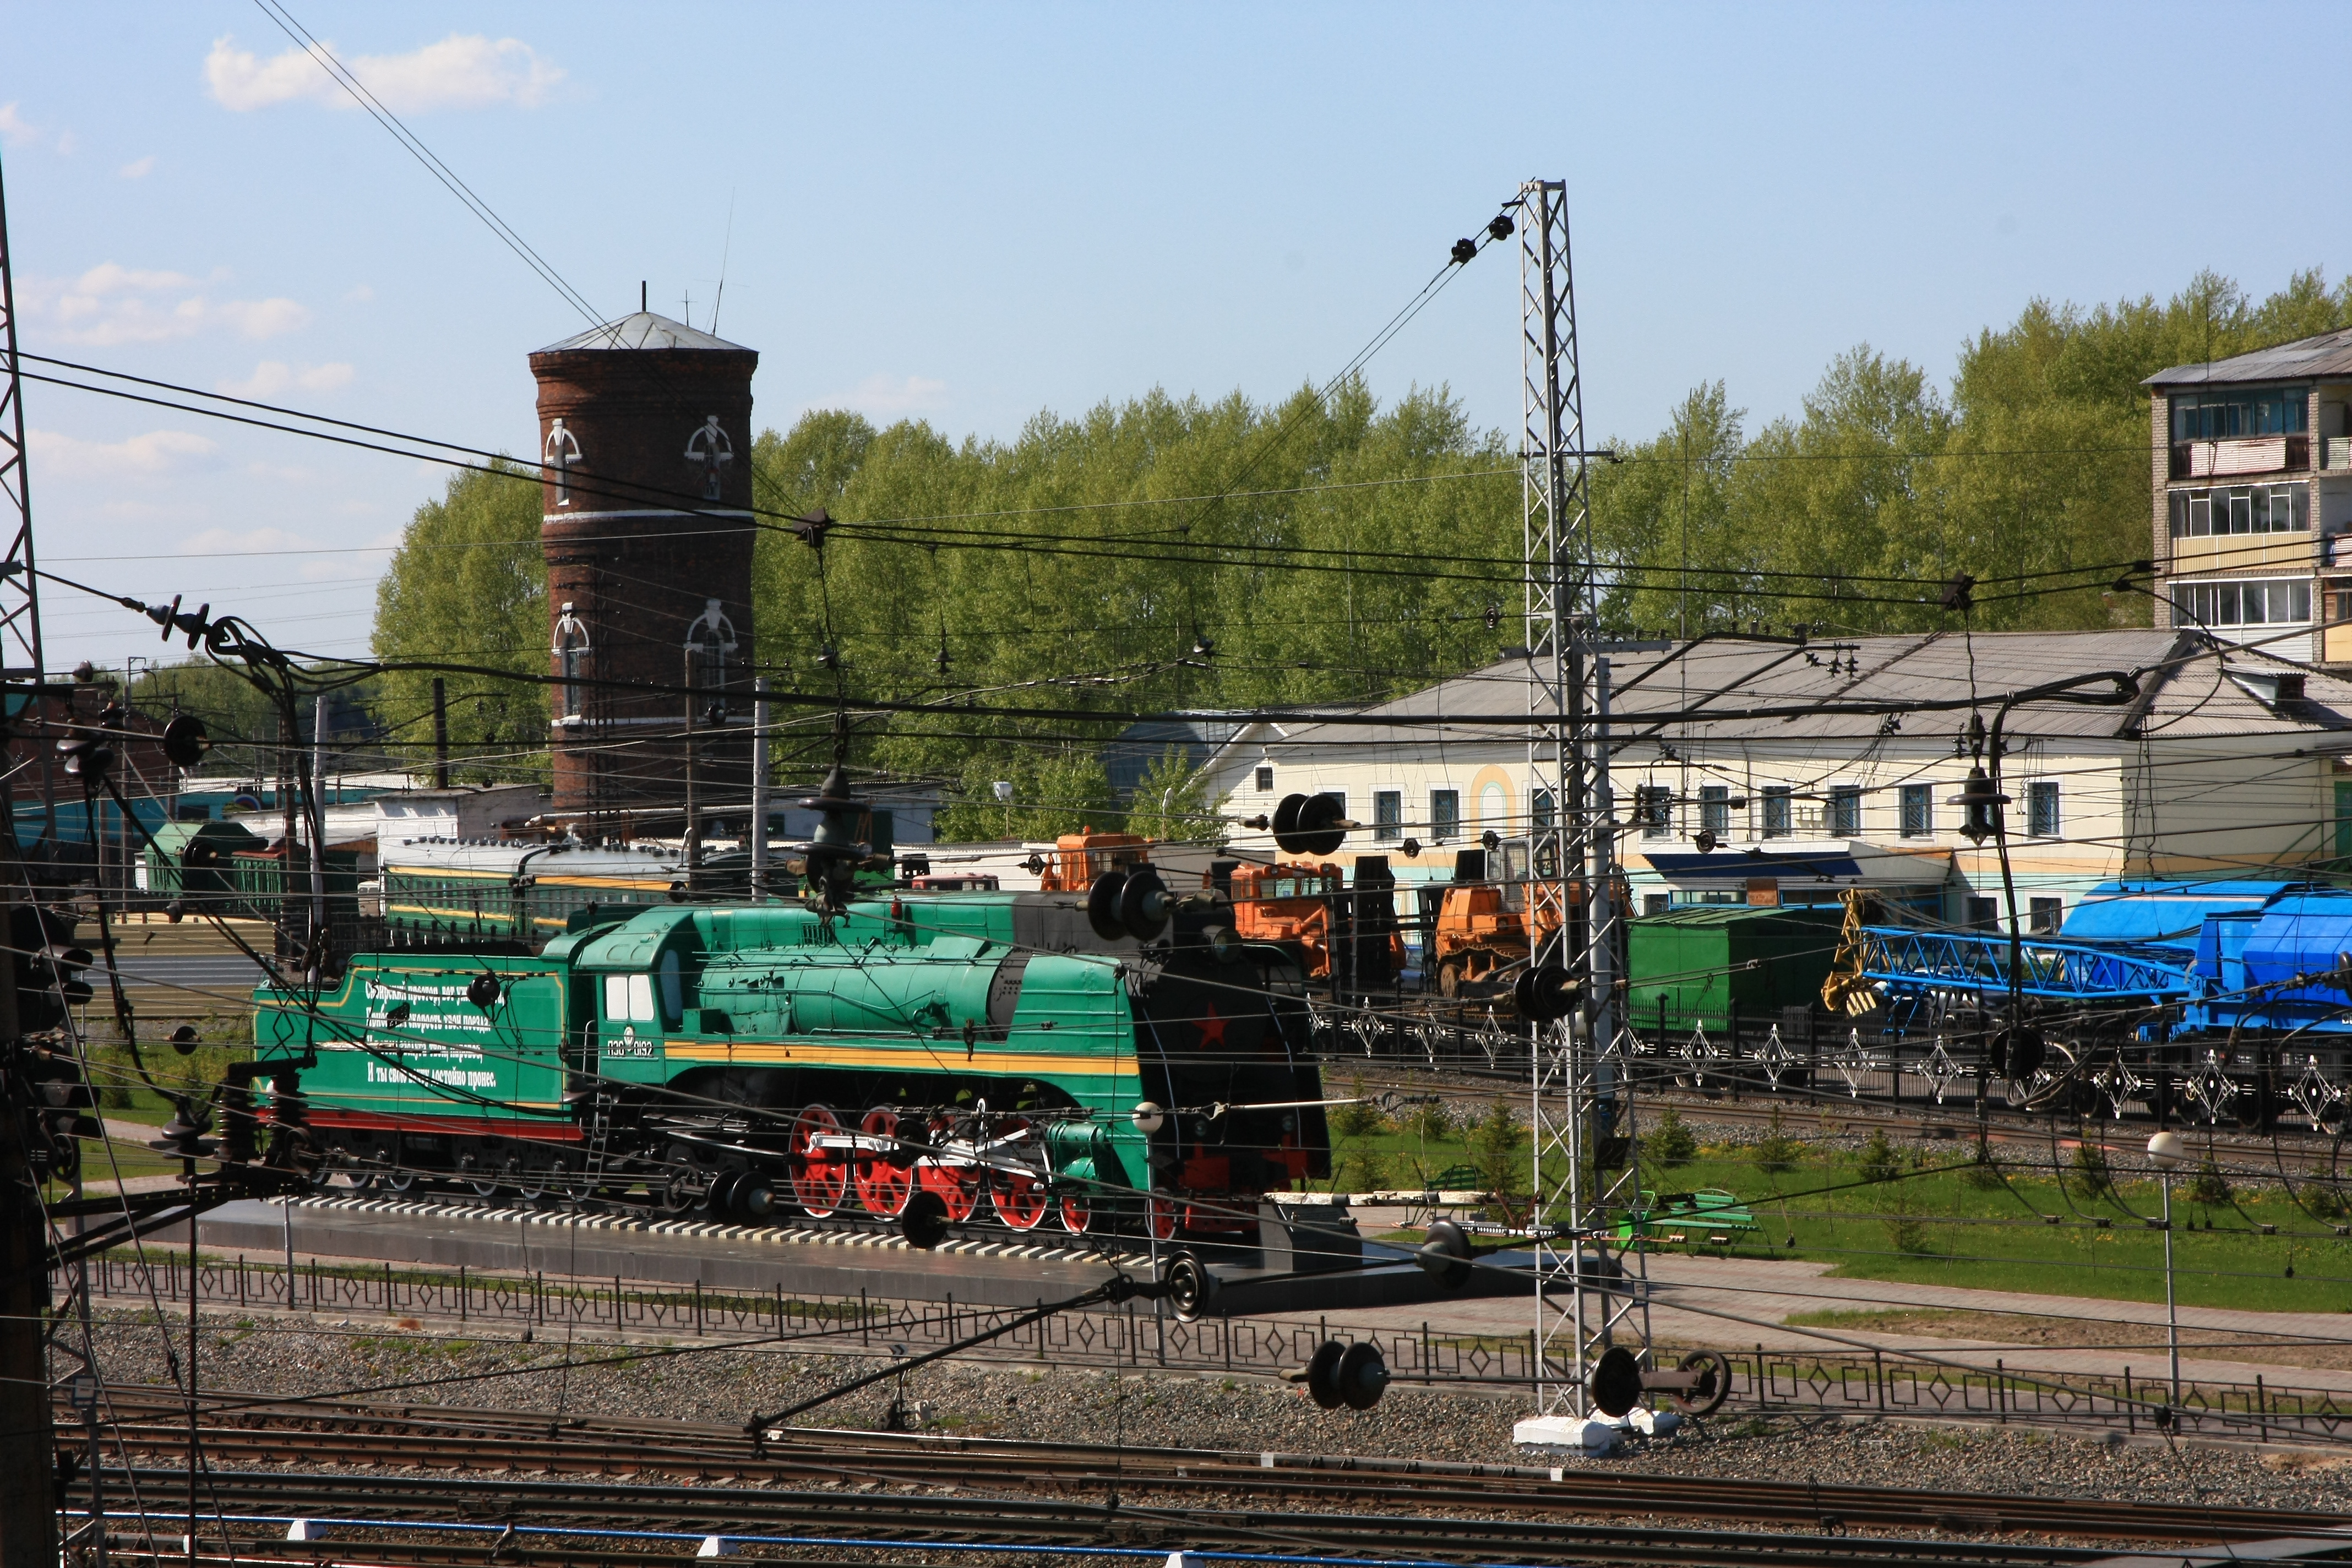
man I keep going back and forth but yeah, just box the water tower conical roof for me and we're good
[536,311,750,353]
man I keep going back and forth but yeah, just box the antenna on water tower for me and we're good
[640,280,647,314]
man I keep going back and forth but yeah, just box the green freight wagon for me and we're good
[1625,904,1845,1033]
[144,819,266,912]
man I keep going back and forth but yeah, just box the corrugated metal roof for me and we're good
[536,312,751,353]
[1241,629,2352,750]
[2143,325,2352,388]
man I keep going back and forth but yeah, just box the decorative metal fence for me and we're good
[74,1253,2352,1445]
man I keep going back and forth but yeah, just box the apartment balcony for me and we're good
[2170,435,2310,480]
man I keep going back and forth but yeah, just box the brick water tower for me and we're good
[531,310,758,830]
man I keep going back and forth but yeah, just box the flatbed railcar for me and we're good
[251,879,1333,1242]
[1836,879,2352,1127]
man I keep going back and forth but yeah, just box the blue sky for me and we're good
[2,2,2344,671]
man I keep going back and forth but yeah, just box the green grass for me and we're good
[1319,1102,2352,1315]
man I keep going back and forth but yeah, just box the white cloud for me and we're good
[206,32,563,113]
[0,104,40,148]
[829,373,949,417]
[28,427,219,480]
[217,361,354,399]
[118,155,155,179]
[213,298,313,339]
[22,263,311,347]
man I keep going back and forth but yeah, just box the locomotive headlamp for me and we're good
[1946,766,2010,845]
[1130,1102,1166,1134]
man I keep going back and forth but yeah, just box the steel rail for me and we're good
[79,1390,2332,1545]
[73,1468,2131,1568]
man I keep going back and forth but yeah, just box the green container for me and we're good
[1626,903,1845,1032]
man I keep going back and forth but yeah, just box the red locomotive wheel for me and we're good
[1147,1195,1179,1241]
[854,1108,913,1217]
[790,1104,850,1218]
[992,1169,1049,1231]
[1059,1190,1093,1234]
[917,1156,980,1224]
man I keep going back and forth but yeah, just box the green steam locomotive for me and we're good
[251,855,1333,1242]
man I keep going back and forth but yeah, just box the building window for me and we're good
[2337,780,2352,859]
[1827,785,1862,837]
[1761,785,1792,839]
[1255,766,1274,792]
[2027,780,2061,837]
[1641,892,1670,916]
[1899,783,1932,839]
[2029,896,2063,934]
[2174,579,2311,627]
[1531,787,1555,832]
[1373,791,1402,842]
[1635,785,1673,840]
[684,598,737,720]
[2169,483,2308,537]
[1699,785,1729,838]
[1966,896,1999,931]
[552,602,592,723]
[2171,387,2307,442]
[1430,790,1460,842]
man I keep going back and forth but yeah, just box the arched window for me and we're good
[683,415,734,502]
[552,602,592,723]
[543,419,582,508]
[684,599,738,720]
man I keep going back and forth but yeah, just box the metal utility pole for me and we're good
[1516,179,1642,1444]
[748,678,770,897]
[0,876,56,1567]
[0,145,63,1566]
[680,650,698,896]
[309,693,329,964]
[430,677,450,791]
[0,150,55,858]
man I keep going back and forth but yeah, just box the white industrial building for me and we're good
[1197,628,2352,929]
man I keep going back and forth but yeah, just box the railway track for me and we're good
[1340,1060,2352,1172]
[79,1386,2338,1546]
[67,1466,2150,1568]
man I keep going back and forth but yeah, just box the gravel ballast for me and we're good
[67,1309,2352,1515]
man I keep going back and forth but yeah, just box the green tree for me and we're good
[1857,1127,1901,1185]
[1469,1099,1525,1196]
[1752,1106,1802,1174]
[1123,747,1228,845]
[369,462,548,783]
[1644,1104,1698,1168]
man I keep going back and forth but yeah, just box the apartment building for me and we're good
[2147,327,2352,664]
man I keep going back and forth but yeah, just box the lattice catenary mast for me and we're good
[0,156,45,696]
[1513,178,1647,1445]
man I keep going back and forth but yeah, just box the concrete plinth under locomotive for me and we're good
[532,312,758,827]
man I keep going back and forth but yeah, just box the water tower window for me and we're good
[685,599,738,718]
[552,603,592,723]
[543,419,582,508]
[684,416,735,501]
